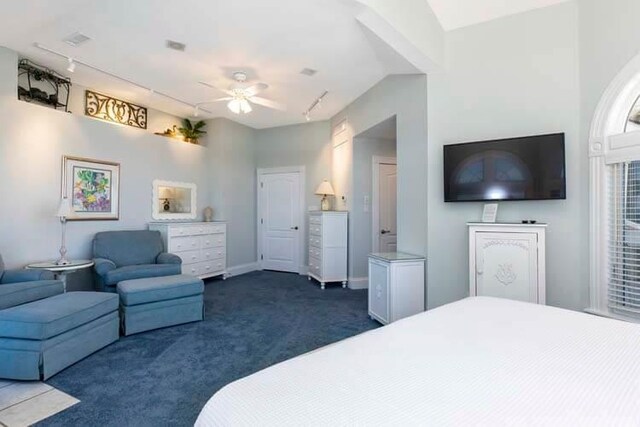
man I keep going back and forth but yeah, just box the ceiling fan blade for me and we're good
[198,81,234,96]
[244,83,268,97]
[249,96,286,111]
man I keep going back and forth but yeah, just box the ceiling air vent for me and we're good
[166,40,186,52]
[300,68,318,77]
[63,32,91,47]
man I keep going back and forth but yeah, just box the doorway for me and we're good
[372,157,397,253]
[351,116,397,286]
[257,167,305,273]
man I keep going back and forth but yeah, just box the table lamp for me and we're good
[315,180,335,211]
[56,197,71,266]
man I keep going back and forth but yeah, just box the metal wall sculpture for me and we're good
[85,90,147,129]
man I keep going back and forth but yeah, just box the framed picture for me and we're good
[62,156,120,221]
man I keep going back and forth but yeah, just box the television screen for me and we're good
[443,133,566,202]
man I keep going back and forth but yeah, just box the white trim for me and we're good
[256,166,306,274]
[371,156,397,253]
[589,52,640,315]
[348,277,369,290]
[226,262,259,277]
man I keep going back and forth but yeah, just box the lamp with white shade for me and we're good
[56,198,72,266]
[315,180,335,211]
[159,187,175,212]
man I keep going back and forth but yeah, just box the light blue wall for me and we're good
[0,47,212,290]
[352,136,396,279]
[427,2,584,310]
[204,118,257,270]
[331,75,429,283]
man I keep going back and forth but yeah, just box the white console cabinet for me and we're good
[468,223,546,304]
[149,222,227,280]
[368,252,425,325]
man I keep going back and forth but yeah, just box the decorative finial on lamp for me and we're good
[315,180,335,211]
[55,198,72,266]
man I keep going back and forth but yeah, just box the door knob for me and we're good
[381,229,391,234]
[291,226,299,230]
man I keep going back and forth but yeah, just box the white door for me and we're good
[378,162,397,252]
[475,232,538,303]
[259,172,301,273]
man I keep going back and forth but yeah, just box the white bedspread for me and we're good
[196,297,640,426]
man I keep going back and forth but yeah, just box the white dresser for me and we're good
[308,211,348,289]
[468,223,546,304]
[149,222,227,280]
[368,252,425,325]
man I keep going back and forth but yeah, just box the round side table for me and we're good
[26,260,94,292]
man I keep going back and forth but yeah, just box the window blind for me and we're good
[609,161,640,316]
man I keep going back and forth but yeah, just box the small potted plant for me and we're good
[179,119,207,144]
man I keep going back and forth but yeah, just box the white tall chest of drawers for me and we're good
[149,222,227,280]
[308,211,348,289]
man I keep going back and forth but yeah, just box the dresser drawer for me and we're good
[207,224,226,234]
[201,234,225,248]
[309,215,322,225]
[169,226,192,237]
[199,259,226,276]
[309,246,322,260]
[169,236,200,252]
[202,247,225,261]
[309,256,322,276]
[309,224,322,236]
[309,235,322,248]
[178,249,201,265]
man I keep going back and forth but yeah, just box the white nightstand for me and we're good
[26,259,94,292]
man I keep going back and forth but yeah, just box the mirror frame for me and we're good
[152,179,197,221]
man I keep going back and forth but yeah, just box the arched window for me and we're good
[589,54,640,320]
[626,95,640,133]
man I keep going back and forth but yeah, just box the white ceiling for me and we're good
[426,0,572,31]
[1,0,418,129]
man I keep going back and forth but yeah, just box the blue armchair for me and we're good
[0,254,64,310]
[92,230,182,292]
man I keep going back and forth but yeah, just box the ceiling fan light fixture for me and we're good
[228,99,241,114]
[240,99,252,114]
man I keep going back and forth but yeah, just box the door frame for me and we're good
[256,166,306,273]
[372,156,397,253]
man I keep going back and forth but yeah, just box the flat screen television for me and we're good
[443,133,566,202]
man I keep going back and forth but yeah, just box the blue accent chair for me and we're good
[92,230,182,292]
[0,254,63,311]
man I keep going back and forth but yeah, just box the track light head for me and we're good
[66,58,76,73]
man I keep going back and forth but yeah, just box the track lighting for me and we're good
[303,90,328,122]
[194,105,200,117]
[33,42,210,116]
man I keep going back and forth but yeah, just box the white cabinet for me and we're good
[149,222,227,280]
[308,211,348,289]
[468,223,546,304]
[368,252,425,325]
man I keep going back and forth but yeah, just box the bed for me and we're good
[196,297,640,426]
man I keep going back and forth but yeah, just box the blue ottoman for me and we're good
[0,292,119,380]
[117,274,204,336]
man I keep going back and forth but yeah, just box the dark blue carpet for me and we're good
[38,271,378,426]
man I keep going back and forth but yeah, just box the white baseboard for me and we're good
[226,262,259,277]
[348,277,369,290]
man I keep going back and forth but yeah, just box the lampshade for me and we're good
[159,187,175,199]
[56,198,71,218]
[315,180,335,196]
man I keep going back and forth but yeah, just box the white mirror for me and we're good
[152,180,197,220]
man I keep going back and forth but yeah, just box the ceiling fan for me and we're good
[196,72,285,115]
